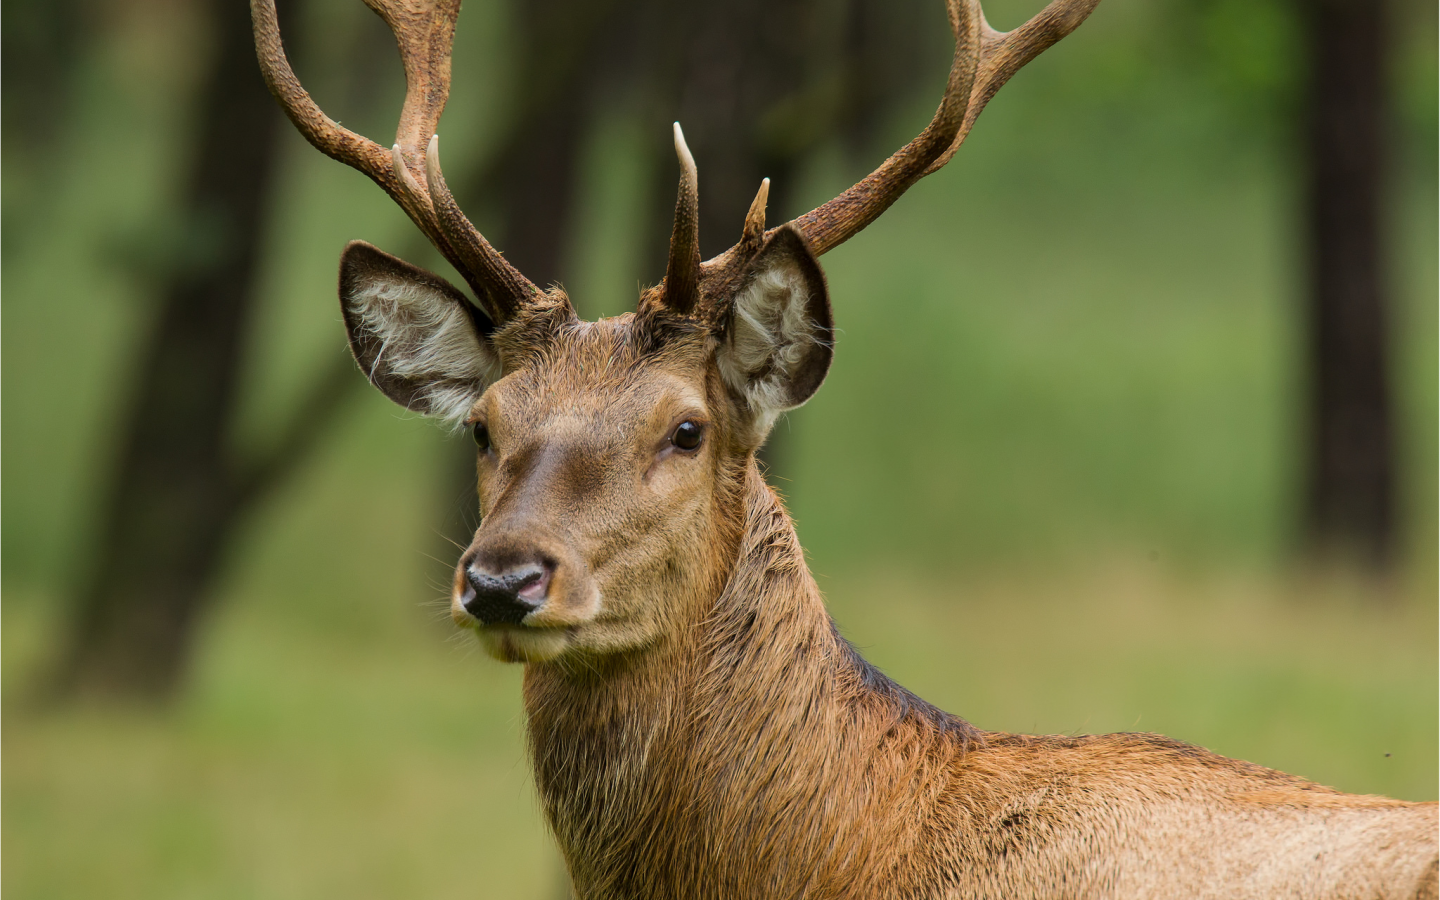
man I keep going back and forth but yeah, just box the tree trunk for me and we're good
[52,0,354,700]
[1299,0,1395,569]
[2,0,87,152]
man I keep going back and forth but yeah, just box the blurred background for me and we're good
[3,0,1435,896]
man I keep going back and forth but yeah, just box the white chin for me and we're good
[475,626,569,663]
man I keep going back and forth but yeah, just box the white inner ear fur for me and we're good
[349,275,499,428]
[717,259,825,432]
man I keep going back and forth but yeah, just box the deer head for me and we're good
[251,0,1099,665]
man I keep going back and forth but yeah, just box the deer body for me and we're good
[528,465,1437,900]
[250,0,1439,895]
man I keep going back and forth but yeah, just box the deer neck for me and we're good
[522,463,977,897]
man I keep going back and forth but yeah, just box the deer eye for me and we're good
[671,420,703,451]
[472,422,491,452]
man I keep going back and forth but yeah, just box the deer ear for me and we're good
[338,240,500,426]
[715,225,834,430]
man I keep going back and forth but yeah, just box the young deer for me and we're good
[253,0,1438,896]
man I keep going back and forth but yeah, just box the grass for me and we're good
[6,558,1434,899]
[4,600,560,900]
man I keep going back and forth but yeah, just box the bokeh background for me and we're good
[3,0,1436,896]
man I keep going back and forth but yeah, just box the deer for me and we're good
[251,0,1438,896]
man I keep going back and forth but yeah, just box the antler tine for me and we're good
[425,135,539,319]
[251,0,396,196]
[783,0,982,258]
[361,0,455,156]
[251,0,540,323]
[698,0,1099,283]
[662,123,702,315]
[742,178,770,251]
[922,0,1102,175]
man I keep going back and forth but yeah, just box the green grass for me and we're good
[4,603,560,900]
[7,560,1434,899]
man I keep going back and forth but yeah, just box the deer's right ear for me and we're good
[338,241,501,426]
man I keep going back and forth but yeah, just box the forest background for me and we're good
[4,0,1436,896]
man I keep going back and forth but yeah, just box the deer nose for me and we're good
[461,561,551,625]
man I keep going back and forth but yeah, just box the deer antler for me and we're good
[697,0,1100,300]
[250,0,540,324]
[662,123,703,315]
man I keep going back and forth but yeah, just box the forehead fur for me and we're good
[490,309,713,412]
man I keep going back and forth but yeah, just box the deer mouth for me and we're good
[473,623,572,664]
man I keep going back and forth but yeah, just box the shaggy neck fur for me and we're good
[523,464,981,897]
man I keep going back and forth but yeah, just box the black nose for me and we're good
[462,563,547,625]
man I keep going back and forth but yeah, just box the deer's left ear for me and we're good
[715,225,834,431]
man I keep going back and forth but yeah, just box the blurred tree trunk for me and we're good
[2,0,86,151]
[53,0,355,701]
[1299,0,1395,569]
